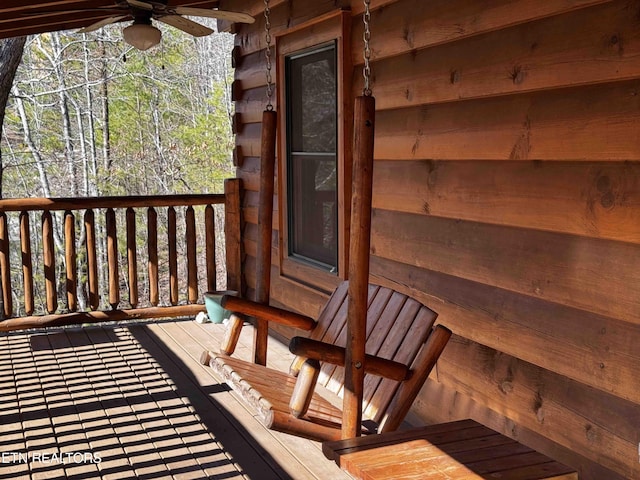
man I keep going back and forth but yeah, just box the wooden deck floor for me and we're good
[0,319,352,480]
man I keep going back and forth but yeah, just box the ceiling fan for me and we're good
[77,0,255,51]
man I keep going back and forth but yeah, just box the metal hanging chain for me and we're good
[264,0,274,110]
[362,0,372,96]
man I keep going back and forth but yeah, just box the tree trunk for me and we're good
[100,38,111,176]
[83,34,99,197]
[48,33,78,197]
[12,85,52,198]
[0,37,26,198]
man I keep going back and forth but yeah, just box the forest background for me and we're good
[0,22,235,316]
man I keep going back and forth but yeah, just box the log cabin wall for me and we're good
[221,0,640,477]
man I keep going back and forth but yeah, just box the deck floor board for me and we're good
[0,320,351,480]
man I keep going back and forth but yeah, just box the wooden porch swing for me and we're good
[200,0,451,442]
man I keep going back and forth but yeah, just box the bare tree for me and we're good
[0,37,26,198]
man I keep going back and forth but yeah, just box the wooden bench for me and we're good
[323,419,579,479]
[200,281,452,442]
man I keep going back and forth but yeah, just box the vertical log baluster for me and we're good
[19,211,34,316]
[42,211,57,314]
[64,210,77,312]
[168,206,178,306]
[0,213,12,318]
[186,206,197,303]
[84,209,99,310]
[126,207,138,308]
[106,208,119,309]
[204,204,216,292]
[147,207,158,306]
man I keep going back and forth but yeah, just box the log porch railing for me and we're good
[0,178,243,332]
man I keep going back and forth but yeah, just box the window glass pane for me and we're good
[288,46,336,153]
[290,154,337,269]
[286,43,338,271]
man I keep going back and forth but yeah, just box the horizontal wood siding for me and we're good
[373,160,640,243]
[224,0,639,477]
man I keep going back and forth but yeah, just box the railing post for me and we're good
[186,206,198,303]
[147,207,159,307]
[84,209,99,310]
[42,211,57,314]
[0,212,12,318]
[205,204,216,292]
[19,211,33,316]
[64,210,77,312]
[106,208,119,310]
[224,178,243,296]
[168,206,178,306]
[126,207,138,308]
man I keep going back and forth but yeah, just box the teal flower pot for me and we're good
[203,290,238,324]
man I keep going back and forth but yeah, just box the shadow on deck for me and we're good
[0,320,350,480]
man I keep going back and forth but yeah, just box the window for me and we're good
[286,44,338,271]
[276,11,351,292]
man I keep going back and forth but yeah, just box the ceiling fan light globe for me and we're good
[123,23,161,51]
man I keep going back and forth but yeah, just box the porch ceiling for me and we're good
[0,1,223,40]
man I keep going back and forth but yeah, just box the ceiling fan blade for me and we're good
[126,0,154,11]
[174,7,255,24]
[77,15,128,33]
[157,15,214,37]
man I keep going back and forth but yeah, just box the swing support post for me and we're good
[254,109,277,366]
[252,0,276,366]
[342,94,375,439]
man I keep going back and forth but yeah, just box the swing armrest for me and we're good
[218,297,315,357]
[221,296,317,330]
[289,337,410,381]
[218,296,315,356]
